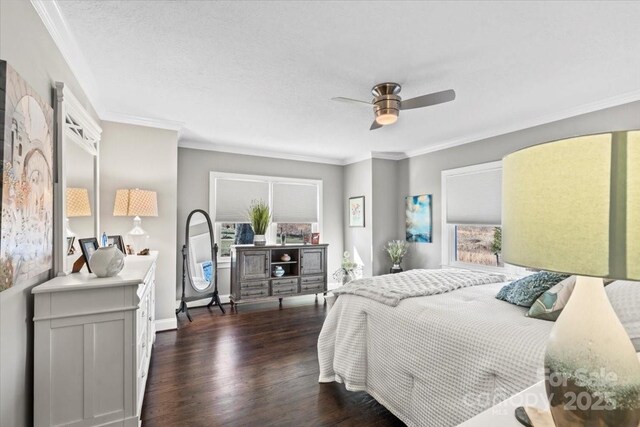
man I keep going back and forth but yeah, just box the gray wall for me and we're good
[343,159,373,277]
[371,159,401,275]
[398,100,640,270]
[177,147,344,301]
[0,1,100,425]
[100,122,179,329]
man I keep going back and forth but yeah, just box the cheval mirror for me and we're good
[176,209,225,321]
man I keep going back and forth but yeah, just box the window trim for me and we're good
[209,172,323,264]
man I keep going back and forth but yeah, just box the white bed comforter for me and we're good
[317,282,554,427]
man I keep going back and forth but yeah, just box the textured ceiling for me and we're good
[54,1,640,163]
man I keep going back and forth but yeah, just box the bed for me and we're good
[317,269,554,427]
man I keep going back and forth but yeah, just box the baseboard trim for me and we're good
[155,317,177,332]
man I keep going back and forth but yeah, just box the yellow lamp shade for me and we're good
[66,188,91,217]
[502,130,639,280]
[113,188,158,217]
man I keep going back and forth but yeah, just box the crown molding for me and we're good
[178,139,345,166]
[403,89,640,159]
[31,0,185,132]
[31,0,105,114]
[101,111,184,131]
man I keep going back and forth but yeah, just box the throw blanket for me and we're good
[332,268,508,306]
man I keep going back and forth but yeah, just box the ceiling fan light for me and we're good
[375,112,398,125]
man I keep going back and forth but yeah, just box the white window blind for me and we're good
[272,182,319,223]
[445,167,502,225]
[214,178,269,222]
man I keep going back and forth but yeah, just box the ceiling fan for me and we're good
[332,82,456,130]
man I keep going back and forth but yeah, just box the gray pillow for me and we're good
[606,280,640,352]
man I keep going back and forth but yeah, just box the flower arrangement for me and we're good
[385,240,409,267]
[333,251,361,285]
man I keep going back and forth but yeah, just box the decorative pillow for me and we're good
[496,271,570,307]
[606,280,640,352]
[527,276,576,320]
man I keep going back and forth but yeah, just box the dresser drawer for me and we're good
[240,287,270,299]
[272,277,298,287]
[300,281,324,293]
[137,292,150,339]
[300,275,324,285]
[272,282,298,296]
[137,326,148,372]
[241,280,269,290]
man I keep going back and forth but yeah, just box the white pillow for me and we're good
[606,280,640,352]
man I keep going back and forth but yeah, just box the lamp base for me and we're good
[127,216,150,254]
[545,276,640,426]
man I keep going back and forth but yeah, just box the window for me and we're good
[210,173,322,261]
[276,223,312,244]
[441,161,505,271]
[455,225,503,267]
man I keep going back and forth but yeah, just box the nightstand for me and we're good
[458,381,548,427]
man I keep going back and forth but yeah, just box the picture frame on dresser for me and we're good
[108,235,127,255]
[78,237,99,272]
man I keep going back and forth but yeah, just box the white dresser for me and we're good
[33,252,158,427]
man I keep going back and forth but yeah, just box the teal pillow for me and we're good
[496,272,570,307]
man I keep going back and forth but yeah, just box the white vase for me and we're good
[89,246,125,278]
[254,234,267,246]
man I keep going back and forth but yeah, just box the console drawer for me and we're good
[300,281,324,293]
[272,277,298,287]
[300,275,324,285]
[272,282,298,296]
[241,280,269,290]
[240,287,269,299]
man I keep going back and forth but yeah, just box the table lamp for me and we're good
[65,187,91,236]
[502,130,639,426]
[113,188,158,252]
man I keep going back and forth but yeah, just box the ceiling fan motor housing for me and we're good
[372,83,401,124]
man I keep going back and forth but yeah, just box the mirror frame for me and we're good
[53,82,102,275]
[185,209,217,295]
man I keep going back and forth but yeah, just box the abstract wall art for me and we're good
[405,194,432,243]
[0,61,54,290]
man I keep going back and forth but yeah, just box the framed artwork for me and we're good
[107,235,126,256]
[66,236,76,256]
[78,238,99,273]
[406,194,433,243]
[349,196,365,227]
[0,61,54,291]
[311,232,320,245]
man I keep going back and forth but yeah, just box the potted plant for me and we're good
[332,251,361,285]
[385,240,409,274]
[247,200,270,246]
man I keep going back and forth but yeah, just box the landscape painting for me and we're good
[406,194,432,243]
[0,61,54,290]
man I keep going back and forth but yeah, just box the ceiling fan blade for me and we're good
[370,120,382,131]
[400,89,456,110]
[331,97,373,107]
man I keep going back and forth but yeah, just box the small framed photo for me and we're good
[78,238,99,273]
[311,233,320,245]
[349,196,365,227]
[107,235,126,256]
[66,236,75,256]
[200,260,213,283]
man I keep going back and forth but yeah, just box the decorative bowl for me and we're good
[89,246,125,278]
[280,254,291,262]
[273,266,285,277]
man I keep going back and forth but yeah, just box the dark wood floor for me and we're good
[141,296,404,426]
